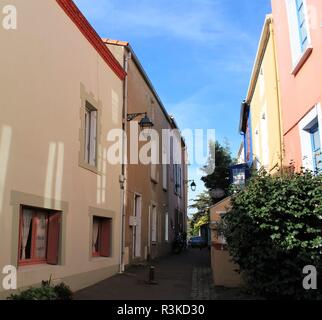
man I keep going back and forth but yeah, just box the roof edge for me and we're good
[245,14,273,103]
[103,38,185,146]
[56,0,126,80]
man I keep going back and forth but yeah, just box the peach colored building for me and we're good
[0,0,125,298]
[209,198,243,288]
[104,40,188,266]
[271,0,322,172]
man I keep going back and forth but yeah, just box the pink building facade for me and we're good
[271,0,322,172]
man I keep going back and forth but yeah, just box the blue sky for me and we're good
[74,0,272,206]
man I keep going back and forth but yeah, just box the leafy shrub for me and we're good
[8,279,73,300]
[221,170,322,299]
[53,282,73,300]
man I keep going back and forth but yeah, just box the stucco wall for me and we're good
[271,0,322,170]
[106,44,187,264]
[249,18,282,173]
[210,198,243,288]
[0,0,123,296]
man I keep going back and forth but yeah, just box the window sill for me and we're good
[91,256,112,261]
[150,178,159,185]
[292,46,313,76]
[79,162,99,175]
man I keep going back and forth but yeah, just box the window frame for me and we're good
[92,216,112,258]
[84,101,98,168]
[18,206,61,267]
[285,0,312,75]
[310,123,322,172]
[295,0,308,52]
[299,104,322,172]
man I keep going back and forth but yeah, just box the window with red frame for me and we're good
[92,216,111,257]
[19,206,61,266]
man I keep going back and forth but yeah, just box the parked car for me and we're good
[188,236,207,248]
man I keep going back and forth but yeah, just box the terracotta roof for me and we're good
[102,39,129,47]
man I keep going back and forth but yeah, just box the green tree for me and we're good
[190,140,233,235]
[189,191,212,235]
[201,140,233,202]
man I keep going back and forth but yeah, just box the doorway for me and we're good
[133,194,142,258]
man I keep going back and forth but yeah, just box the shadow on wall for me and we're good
[44,142,65,209]
[0,125,12,214]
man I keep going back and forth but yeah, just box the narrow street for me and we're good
[75,248,214,300]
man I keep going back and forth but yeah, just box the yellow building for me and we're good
[241,15,283,173]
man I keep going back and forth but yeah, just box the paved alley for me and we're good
[75,248,213,300]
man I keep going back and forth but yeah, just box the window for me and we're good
[164,212,169,242]
[92,216,112,257]
[84,102,97,167]
[299,105,322,172]
[151,206,157,243]
[285,0,311,70]
[295,0,308,52]
[162,132,169,190]
[133,195,142,258]
[174,164,182,196]
[310,123,322,172]
[19,206,61,266]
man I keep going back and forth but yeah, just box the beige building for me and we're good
[0,0,126,297]
[209,198,243,288]
[104,40,188,266]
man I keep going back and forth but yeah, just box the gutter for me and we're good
[119,50,132,273]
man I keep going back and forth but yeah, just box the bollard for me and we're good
[146,265,158,285]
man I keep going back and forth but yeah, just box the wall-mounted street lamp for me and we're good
[185,180,197,192]
[127,112,154,130]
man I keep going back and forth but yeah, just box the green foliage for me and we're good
[201,140,233,201]
[190,140,233,235]
[221,170,322,299]
[8,279,73,300]
[189,191,212,235]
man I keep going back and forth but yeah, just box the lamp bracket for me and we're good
[127,112,146,122]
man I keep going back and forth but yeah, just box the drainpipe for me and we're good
[271,20,284,172]
[119,49,132,273]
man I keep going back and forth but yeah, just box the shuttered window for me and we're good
[92,217,112,257]
[19,206,61,266]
